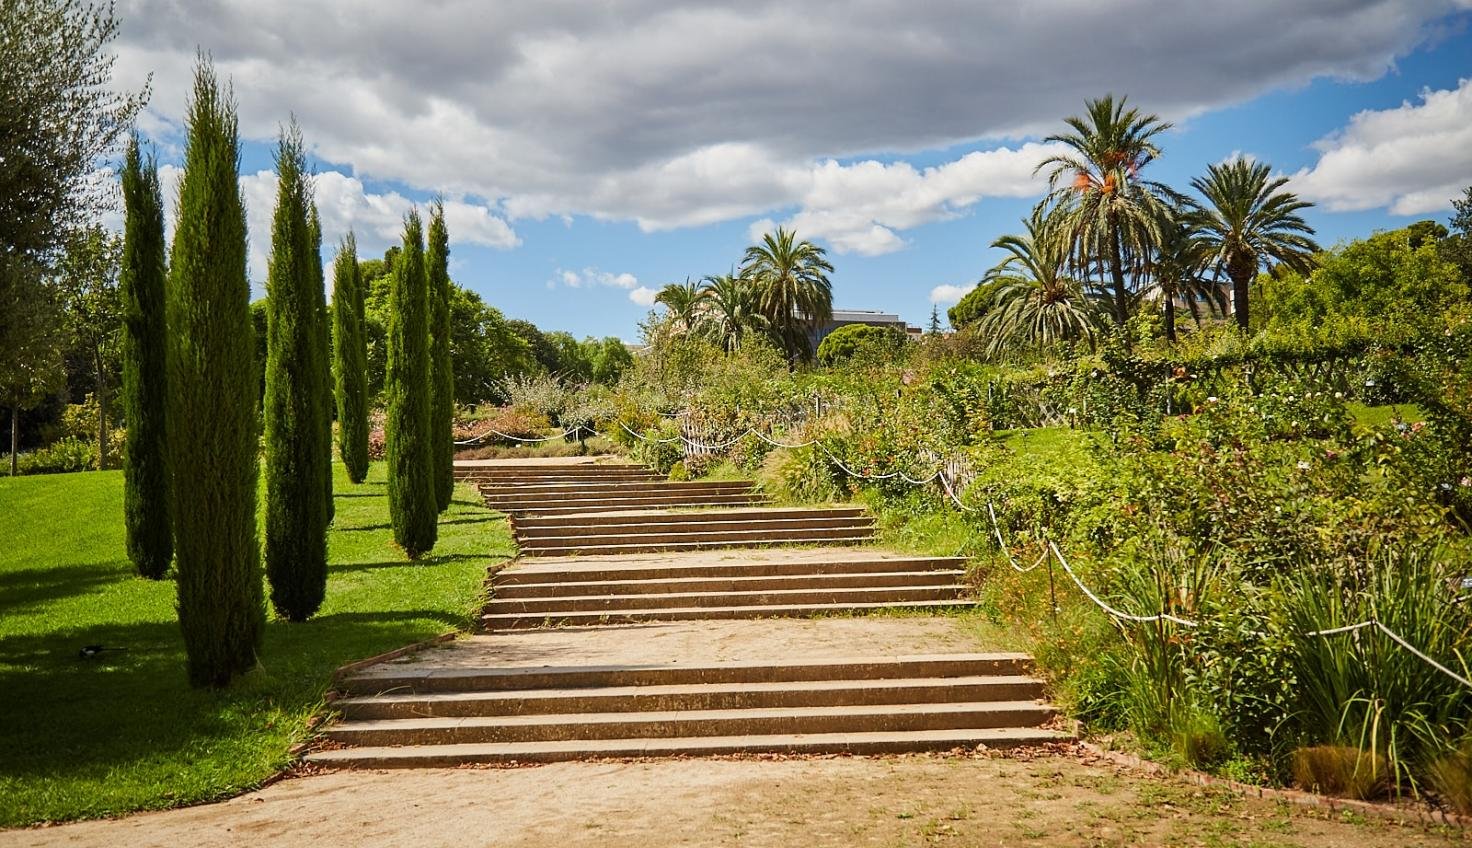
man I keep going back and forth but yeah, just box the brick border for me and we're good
[1079,742,1469,830]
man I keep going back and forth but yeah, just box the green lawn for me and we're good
[0,462,511,827]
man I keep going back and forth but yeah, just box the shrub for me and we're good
[759,446,839,503]
[1428,739,1472,814]
[1291,746,1390,800]
[816,323,907,367]
[629,421,682,474]
[332,233,370,483]
[14,437,95,474]
[385,211,437,558]
[667,460,689,481]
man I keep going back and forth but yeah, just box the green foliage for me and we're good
[166,59,263,687]
[56,225,122,467]
[759,445,840,503]
[741,227,834,363]
[118,137,172,578]
[308,208,333,526]
[12,436,95,474]
[385,210,437,558]
[589,336,634,384]
[262,126,329,622]
[816,323,907,366]
[332,233,369,483]
[426,201,454,512]
[947,279,1001,329]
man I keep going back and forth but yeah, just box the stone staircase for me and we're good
[305,460,1068,769]
[309,651,1060,766]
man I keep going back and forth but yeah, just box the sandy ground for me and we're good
[10,753,1464,848]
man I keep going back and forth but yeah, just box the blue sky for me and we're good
[115,1,1472,340]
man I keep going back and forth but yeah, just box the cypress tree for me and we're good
[386,210,437,557]
[308,207,334,524]
[427,200,454,512]
[262,125,329,622]
[119,136,172,579]
[167,60,264,686]
[332,232,369,483]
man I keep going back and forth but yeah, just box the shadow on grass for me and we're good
[0,606,469,825]
[0,561,125,616]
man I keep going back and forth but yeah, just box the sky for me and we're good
[108,1,1472,341]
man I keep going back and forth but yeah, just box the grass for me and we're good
[0,461,512,827]
[1348,402,1424,428]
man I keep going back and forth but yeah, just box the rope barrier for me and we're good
[1048,541,1202,627]
[454,424,589,445]
[986,503,1047,573]
[1305,618,1472,690]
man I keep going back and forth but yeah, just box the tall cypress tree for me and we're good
[386,210,437,557]
[308,207,334,524]
[427,200,454,512]
[119,136,172,580]
[262,125,329,622]
[332,233,369,482]
[167,59,263,686]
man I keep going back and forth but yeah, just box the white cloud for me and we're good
[111,1,1467,236]
[929,283,977,305]
[629,286,659,306]
[1291,77,1472,215]
[551,267,641,291]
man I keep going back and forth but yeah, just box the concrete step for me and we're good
[339,654,1032,695]
[482,598,978,628]
[492,570,968,599]
[521,535,874,557]
[480,481,756,497]
[499,500,776,518]
[458,469,662,481]
[335,675,1046,720]
[510,506,867,530]
[517,524,877,551]
[514,515,872,540]
[305,727,1073,768]
[496,555,968,585]
[486,584,965,615]
[487,493,770,513]
[488,488,759,508]
[323,701,1057,746]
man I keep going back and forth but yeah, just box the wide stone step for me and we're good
[480,480,755,496]
[514,515,872,540]
[518,524,877,550]
[335,675,1046,720]
[521,534,874,557]
[482,598,978,628]
[486,583,963,615]
[497,555,967,585]
[510,506,866,530]
[488,493,769,512]
[339,654,1031,695]
[323,701,1056,745]
[305,727,1073,768]
[492,570,967,599]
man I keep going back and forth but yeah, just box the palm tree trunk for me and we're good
[1108,220,1128,325]
[1186,294,1203,328]
[1228,251,1253,331]
[1163,291,1177,343]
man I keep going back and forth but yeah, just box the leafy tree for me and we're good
[947,280,1003,329]
[654,279,702,333]
[740,227,834,363]
[332,233,369,482]
[590,336,634,384]
[385,210,437,558]
[119,136,172,577]
[262,125,328,622]
[0,0,145,285]
[507,318,559,373]
[167,59,263,687]
[1,269,67,475]
[1037,95,1176,325]
[696,273,766,352]
[817,323,906,366]
[55,225,122,467]
[1190,158,1319,331]
[426,200,454,512]
[980,204,1100,357]
[1443,185,1472,282]
[548,331,593,382]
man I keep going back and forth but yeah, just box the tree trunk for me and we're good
[1108,220,1128,325]
[9,407,17,477]
[95,351,108,470]
[1228,250,1253,332]
[1163,291,1177,343]
[1186,293,1203,328]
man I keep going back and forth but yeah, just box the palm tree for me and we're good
[653,278,702,333]
[1142,207,1220,342]
[740,227,834,363]
[1037,95,1178,326]
[980,205,1101,357]
[697,272,767,352]
[1190,158,1319,331]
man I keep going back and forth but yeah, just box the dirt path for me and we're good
[11,753,1462,848]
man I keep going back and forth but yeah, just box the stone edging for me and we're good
[1079,742,1469,830]
[328,631,460,685]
